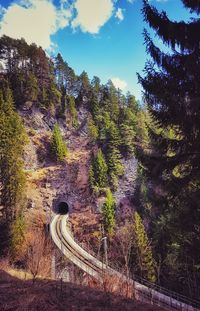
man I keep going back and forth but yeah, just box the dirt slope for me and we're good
[0,270,166,311]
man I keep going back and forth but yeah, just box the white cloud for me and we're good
[115,8,124,21]
[71,0,114,34]
[0,0,72,50]
[111,77,127,90]
[0,0,121,48]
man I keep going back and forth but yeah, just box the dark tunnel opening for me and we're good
[58,202,69,215]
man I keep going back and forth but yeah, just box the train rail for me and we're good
[50,214,200,311]
[55,216,103,277]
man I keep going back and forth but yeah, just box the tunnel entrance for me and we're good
[58,202,69,215]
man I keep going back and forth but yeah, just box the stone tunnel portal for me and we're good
[58,201,69,215]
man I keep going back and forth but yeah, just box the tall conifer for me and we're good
[0,88,26,252]
[132,212,156,282]
[137,0,200,296]
[51,123,67,161]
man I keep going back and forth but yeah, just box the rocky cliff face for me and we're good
[20,105,138,241]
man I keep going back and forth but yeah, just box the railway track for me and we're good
[50,214,200,311]
[55,216,103,278]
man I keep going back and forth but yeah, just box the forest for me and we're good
[0,0,199,305]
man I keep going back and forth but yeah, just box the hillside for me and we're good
[0,270,166,311]
[20,104,138,246]
[0,31,199,307]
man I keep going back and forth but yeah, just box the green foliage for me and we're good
[0,88,27,252]
[120,120,136,156]
[68,96,78,128]
[107,122,124,188]
[89,149,108,190]
[25,73,38,101]
[137,1,200,298]
[0,36,61,108]
[102,189,116,236]
[132,212,156,282]
[55,53,77,104]
[89,166,96,190]
[51,123,67,161]
[97,111,111,141]
[91,76,101,94]
[88,114,98,142]
[0,88,26,221]
[135,110,150,149]
[80,71,90,91]
[10,212,26,259]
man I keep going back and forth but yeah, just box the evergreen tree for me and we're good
[91,76,101,95]
[102,189,116,236]
[51,123,67,161]
[55,53,66,88]
[0,36,61,108]
[127,93,139,113]
[89,149,108,190]
[97,110,111,141]
[119,106,137,156]
[68,96,78,128]
[77,71,91,106]
[25,72,38,101]
[0,88,26,219]
[120,122,135,156]
[137,0,200,297]
[103,81,120,121]
[88,114,98,142]
[0,88,26,252]
[132,212,156,282]
[107,122,124,188]
[79,71,90,91]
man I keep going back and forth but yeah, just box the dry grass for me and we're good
[0,269,166,311]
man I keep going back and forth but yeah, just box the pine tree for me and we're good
[0,88,26,219]
[137,0,200,297]
[107,122,124,188]
[90,149,108,190]
[119,104,137,156]
[97,110,111,141]
[68,96,78,128]
[103,80,120,121]
[88,114,98,142]
[80,71,90,91]
[132,212,156,282]
[91,76,101,95]
[102,189,116,236]
[55,53,66,88]
[51,123,67,161]
[0,88,26,252]
[25,72,38,102]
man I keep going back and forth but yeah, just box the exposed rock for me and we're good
[114,157,138,205]
[21,106,138,243]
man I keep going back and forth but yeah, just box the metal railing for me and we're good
[51,215,200,311]
[134,276,200,310]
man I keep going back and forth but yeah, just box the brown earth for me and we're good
[0,270,166,311]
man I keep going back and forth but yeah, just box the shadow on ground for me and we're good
[0,270,166,311]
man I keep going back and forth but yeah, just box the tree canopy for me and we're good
[137,0,200,299]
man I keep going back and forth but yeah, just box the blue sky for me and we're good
[0,0,195,100]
